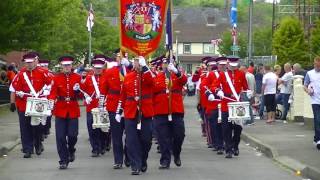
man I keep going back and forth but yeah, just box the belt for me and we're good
[57,96,77,102]
[127,94,152,101]
[154,89,182,96]
[108,89,120,95]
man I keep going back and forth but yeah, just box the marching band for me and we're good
[9,50,253,175]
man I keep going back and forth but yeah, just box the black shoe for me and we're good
[141,163,147,172]
[113,164,123,169]
[234,149,239,156]
[208,144,213,148]
[131,169,140,175]
[317,144,320,150]
[23,152,31,158]
[59,163,68,170]
[91,152,99,157]
[124,158,130,167]
[212,147,218,151]
[174,157,182,167]
[225,152,233,159]
[35,143,44,155]
[217,149,224,155]
[158,164,170,169]
[69,153,75,162]
[105,146,111,152]
[100,149,106,155]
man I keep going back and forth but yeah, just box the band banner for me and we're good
[120,0,168,57]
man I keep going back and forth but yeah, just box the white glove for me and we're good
[208,94,215,101]
[138,56,147,67]
[168,63,178,74]
[73,83,80,91]
[246,90,253,99]
[85,96,92,104]
[121,58,130,67]
[48,100,54,110]
[16,91,24,98]
[42,89,50,96]
[115,114,122,123]
[217,90,224,98]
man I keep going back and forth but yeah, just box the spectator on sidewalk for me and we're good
[248,61,255,74]
[240,65,255,124]
[304,56,320,150]
[0,65,8,85]
[255,64,264,119]
[277,63,293,121]
[6,64,16,84]
[262,65,278,123]
[293,63,306,77]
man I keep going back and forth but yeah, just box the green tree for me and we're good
[272,17,309,67]
[311,19,320,58]
[218,30,247,58]
[253,27,272,56]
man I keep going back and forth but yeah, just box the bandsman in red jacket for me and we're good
[115,56,154,175]
[11,52,52,158]
[209,56,252,159]
[38,59,54,139]
[153,57,187,169]
[48,56,82,169]
[80,55,111,157]
[100,50,132,169]
[203,57,224,155]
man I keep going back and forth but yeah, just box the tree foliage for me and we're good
[253,27,272,56]
[0,0,119,65]
[272,16,309,67]
[311,19,320,58]
[218,30,247,58]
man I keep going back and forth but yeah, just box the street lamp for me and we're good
[174,30,180,64]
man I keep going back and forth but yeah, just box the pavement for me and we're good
[0,104,20,157]
[242,119,320,180]
[0,97,308,180]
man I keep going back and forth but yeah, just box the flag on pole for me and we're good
[86,4,94,32]
[230,0,237,28]
[166,0,173,51]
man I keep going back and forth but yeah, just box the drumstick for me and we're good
[222,96,238,102]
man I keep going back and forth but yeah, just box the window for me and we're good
[203,43,214,54]
[186,64,192,74]
[183,43,191,54]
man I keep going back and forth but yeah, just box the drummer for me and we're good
[11,52,52,158]
[212,56,252,158]
[80,55,110,157]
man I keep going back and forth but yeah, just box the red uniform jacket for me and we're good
[80,73,103,112]
[199,72,209,109]
[120,70,154,119]
[100,66,129,113]
[204,71,220,114]
[153,71,187,115]
[12,67,51,112]
[212,69,248,112]
[48,72,81,119]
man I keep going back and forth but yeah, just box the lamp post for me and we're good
[175,30,180,64]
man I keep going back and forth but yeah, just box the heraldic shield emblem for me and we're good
[120,0,167,56]
[122,2,162,41]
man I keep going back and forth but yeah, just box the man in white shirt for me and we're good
[240,65,256,124]
[304,57,320,150]
[278,63,293,120]
[262,65,278,123]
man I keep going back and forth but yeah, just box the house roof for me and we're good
[178,54,220,63]
[172,7,230,43]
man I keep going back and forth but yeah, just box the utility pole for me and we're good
[247,0,253,65]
